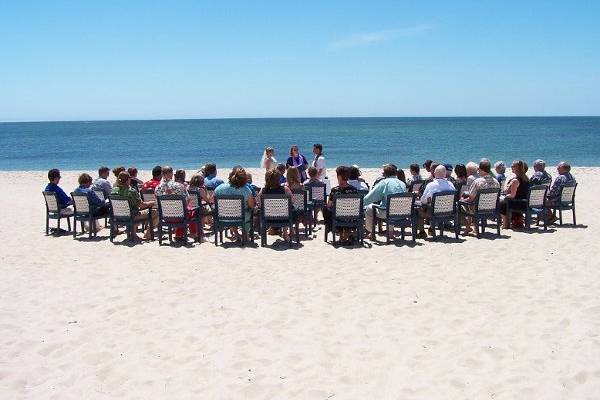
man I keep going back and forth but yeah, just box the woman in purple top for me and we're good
[286,145,309,181]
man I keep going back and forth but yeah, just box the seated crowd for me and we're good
[43,156,577,243]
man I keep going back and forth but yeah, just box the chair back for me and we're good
[93,189,106,202]
[261,194,292,221]
[291,189,307,211]
[559,182,577,205]
[528,185,548,209]
[386,192,415,219]
[214,195,244,221]
[109,195,133,221]
[43,191,60,213]
[188,189,201,209]
[157,195,186,222]
[306,182,327,205]
[333,194,364,220]
[71,192,92,215]
[409,180,424,193]
[474,187,500,213]
[431,191,457,217]
[140,189,156,203]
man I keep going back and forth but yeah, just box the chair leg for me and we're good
[572,206,576,225]
[559,208,563,225]
[46,216,50,235]
[72,219,77,238]
[67,217,71,232]
[496,213,501,236]
[214,226,218,246]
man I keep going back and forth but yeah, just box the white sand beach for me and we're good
[1,167,599,399]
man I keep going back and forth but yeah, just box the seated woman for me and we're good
[323,166,358,242]
[111,171,158,241]
[127,167,143,192]
[214,166,257,241]
[453,164,468,192]
[189,173,214,227]
[499,160,530,229]
[257,169,293,240]
[174,169,188,188]
[74,173,111,223]
[285,166,303,192]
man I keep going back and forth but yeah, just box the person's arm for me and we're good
[505,179,519,199]
[247,193,256,209]
[363,183,382,207]
[547,176,562,198]
[57,187,72,206]
[89,191,104,208]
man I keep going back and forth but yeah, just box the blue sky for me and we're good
[1,1,599,121]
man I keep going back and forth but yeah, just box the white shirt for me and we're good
[420,178,456,204]
[349,179,369,191]
[313,155,327,180]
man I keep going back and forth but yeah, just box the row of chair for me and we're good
[43,181,577,247]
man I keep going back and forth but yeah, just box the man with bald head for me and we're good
[546,161,576,222]
[416,165,456,238]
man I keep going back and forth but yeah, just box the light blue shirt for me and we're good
[363,177,406,209]
[420,178,456,204]
[205,174,224,189]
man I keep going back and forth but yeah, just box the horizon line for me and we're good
[2,115,600,124]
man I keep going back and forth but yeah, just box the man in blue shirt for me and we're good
[44,168,72,208]
[203,163,224,190]
[363,164,406,239]
[74,173,110,217]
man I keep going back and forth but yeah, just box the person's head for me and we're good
[511,160,528,180]
[423,159,433,172]
[335,165,351,184]
[557,161,571,175]
[523,161,529,173]
[78,172,93,187]
[466,162,478,176]
[98,166,110,179]
[204,163,217,176]
[286,166,301,186]
[265,146,274,157]
[307,166,318,179]
[117,171,130,187]
[112,166,125,178]
[454,164,467,179]
[151,165,162,179]
[429,162,440,177]
[397,169,406,183]
[290,145,300,157]
[382,164,397,178]
[478,159,492,175]
[174,169,186,183]
[434,165,447,179]
[162,166,174,180]
[228,167,248,188]
[264,169,282,189]
[494,161,506,174]
[188,174,205,188]
[48,168,61,183]
[349,166,361,180]
[533,159,546,172]
[276,163,287,175]
[127,167,138,178]
[409,163,420,176]
[313,143,323,155]
[444,163,453,178]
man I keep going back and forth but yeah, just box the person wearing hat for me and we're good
[444,163,457,187]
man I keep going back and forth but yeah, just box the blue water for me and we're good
[1,117,599,170]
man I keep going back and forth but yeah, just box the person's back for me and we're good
[204,163,225,189]
[530,170,552,186]
[45,169,72,208]
[547,161,575,200]
[142,165,163,191]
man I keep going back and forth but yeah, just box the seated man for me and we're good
[349,165,370,191]
[141,165,163,191]
[74,173,111,230]
[466,161,480,189]
[546,161,576,221]
[323,166,358,242]
[363,164,406,240]
[92,166,112,198]
[460,159,500,234]
[530,159,552,186]
[45,168,72,209]
[203,163,224,190]
[111,171,157,241]
[494,161,506,186]
[418,161,439,198]
[416,165,456,238]
[155,166,196,240]
[406,163,422,186]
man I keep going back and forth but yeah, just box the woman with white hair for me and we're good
[466,161,479,188]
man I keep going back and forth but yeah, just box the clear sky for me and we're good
[1,1,599,121]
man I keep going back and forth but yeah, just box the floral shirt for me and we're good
[111,185,142,211]
[530,170,552,186]
[155,179,188,199]
[548,172,576,199]
[468,175,500,199]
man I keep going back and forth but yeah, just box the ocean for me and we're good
[1,117,599,170]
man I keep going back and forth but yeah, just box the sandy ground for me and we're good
[1,167,599,400]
